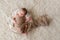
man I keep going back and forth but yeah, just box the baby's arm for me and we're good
[12,16,16,23]
[12,13,20,24]
[12,15,17,27]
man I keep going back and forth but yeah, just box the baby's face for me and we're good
[18,9,25,17]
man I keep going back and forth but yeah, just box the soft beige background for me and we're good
[0,0,60,40]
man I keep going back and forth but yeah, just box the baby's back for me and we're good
[15,15,26,27]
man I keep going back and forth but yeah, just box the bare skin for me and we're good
[12,8,27,33]
[12,8,33,34]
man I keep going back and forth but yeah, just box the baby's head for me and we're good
[18,8,27,17]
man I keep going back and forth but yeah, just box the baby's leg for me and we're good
[21,24,28,33]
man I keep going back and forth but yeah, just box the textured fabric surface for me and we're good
[0,0,60,40]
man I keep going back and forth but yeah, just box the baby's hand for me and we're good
[12,13,20,23]
[12,16,16,24]
[26,16,32,22]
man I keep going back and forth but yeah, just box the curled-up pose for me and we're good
[12,8,34,33]
[12,8,28,33]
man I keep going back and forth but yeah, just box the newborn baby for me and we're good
[12,8,27,33]
[12,8,33,33]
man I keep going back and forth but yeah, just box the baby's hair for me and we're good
[21,8,27,15]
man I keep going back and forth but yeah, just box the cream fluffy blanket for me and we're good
[0,0,60,40]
